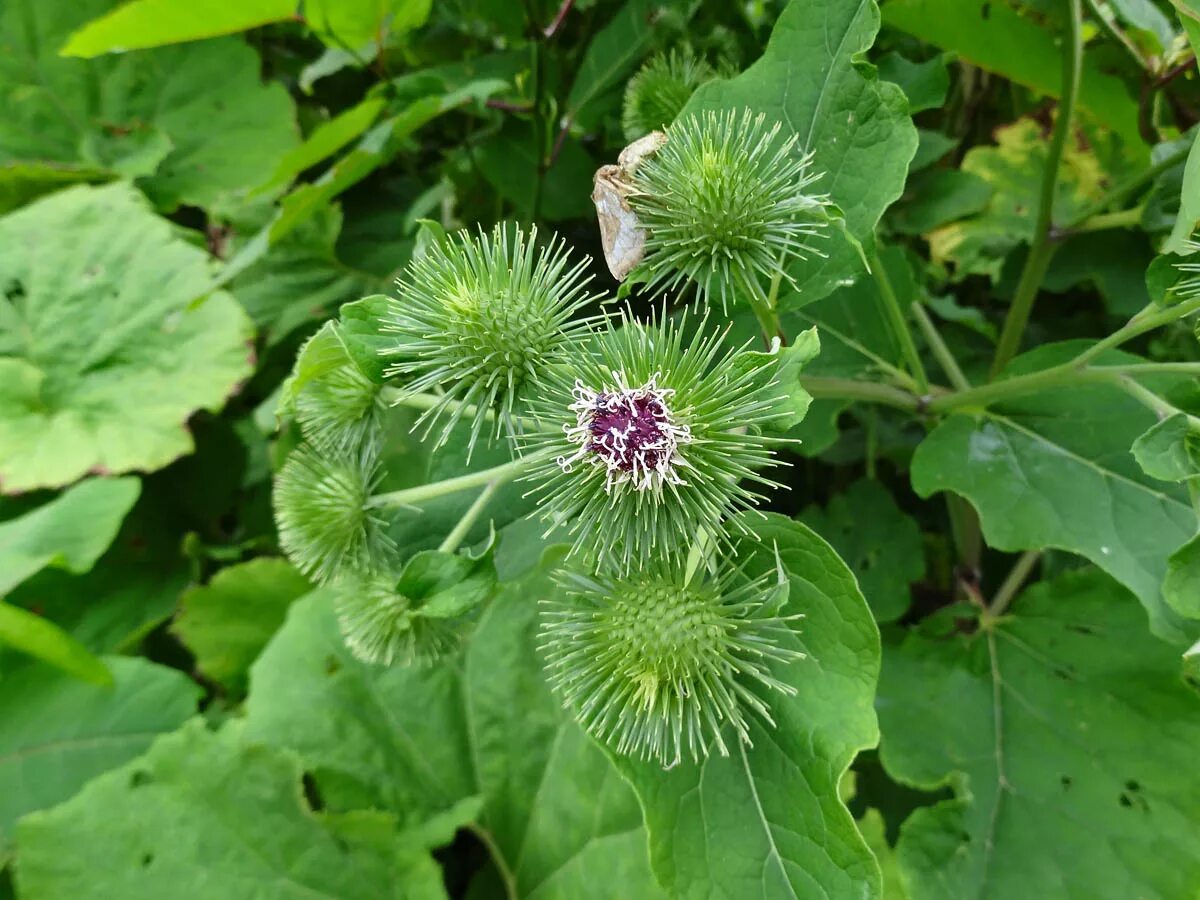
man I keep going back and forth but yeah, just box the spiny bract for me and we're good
[382,224,596,456]
[521,308,788,572]
[540,557,804,766]
[333,574,463,667]
[630,108,832,310]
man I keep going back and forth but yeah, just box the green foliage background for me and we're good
[2,0,1200,897]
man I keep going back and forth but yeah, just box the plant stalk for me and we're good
[438,479,503,553]
[988,550,1041,618]
[799,376,922,412]
[911,301,971,391]
[871,251,929,394]
[990,0,1084,379]
[370,450,551,509]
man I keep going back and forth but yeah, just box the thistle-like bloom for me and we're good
[629,108,832,309]
[540,558,804,766]
[333,575,463,667]
[273,442,393,583]
[522,309,787,571]
[622,48,716,141]
[291,326,383,453]
[383,225,596,455]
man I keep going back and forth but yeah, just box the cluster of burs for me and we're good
[273,106,834,766]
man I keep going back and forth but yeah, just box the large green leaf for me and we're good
[883,0,1142,145]
[172,558,312,696]
[612,514,882,900]
[0,184,254,493]
[243,553,664,898]
[0,0,298,212]
[0,656,199,860]
[0,477,138,596]
[60,0,296,56]
[0,602,111,686]
[15,720,451,899]
[912,344,1197,643]
[878,570,1200,899]
[684,0,917,307]
[798,479,924,623]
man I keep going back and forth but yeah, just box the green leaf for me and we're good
[876,51,949,114]
[305,0,432,51]
[685,0,917,306]
[883,0,1143,145]
[231,206,383,346]
[612,514,881,900]
[730,327,820,434]
[267,79,505,245]
[0,602,111,686]
[891,169,992,236]
[798,479,924,623]
[565,0,677,126]
[878,570,1200,900]
[1165,533,1200,619]
[0,184,254,492]
[243,554,664,898]
[1131,413,1200,482]
[0,0,299,211]
[857,809,908,900]
[928,118,1141,281]
[60,0,297,57]
[256,95,388,196]
[911,343,1197,643]
[475,121,596,221]
[0,656,199,858]
[0,161,112,215]
[0,477,139,596]
[1166,130,1200,252]
[172,558,313,696]
[15,720,450,899]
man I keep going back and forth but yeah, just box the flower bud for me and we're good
[383,224,596,455]
[540,557,803,766]
[622,48,716,141]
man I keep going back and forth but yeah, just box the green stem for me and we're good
[467,823,517,900]
[990,0,1083,379]
[1082,0,1151,72]
[1070,205,1144,234]
[932,298,1200,413]
[437,479,502,553]
[988,550,1041,618]
[370,450,550,509]
[947,495,983,577]
[871,251,929,394]
[1112,375,1200,427]
[799,376,922,412]
[911,301,972,391]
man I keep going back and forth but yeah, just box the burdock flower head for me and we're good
[273,442,393,584]
[523,308,790,571]
[627,108,833,310]
[622,47,717,141]
[383,224,596,455]
[540,555,804,766]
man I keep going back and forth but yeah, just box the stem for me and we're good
[1070,205,1144,234]
[947,495,983,577]
[799,376,922,412]
[1112,375,1200,426]
[990,0,1083,379]
[931,298,1200,414]
[1082,0,1151,72]
[911,301,972,391]
[370,450,550,509]
[437,479,502,553]
[467,823,517,900]
[871,252,929,394]
[989,551,1041,618]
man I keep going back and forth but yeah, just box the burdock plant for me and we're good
[621,48,717,141]
[273,110,821,765]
